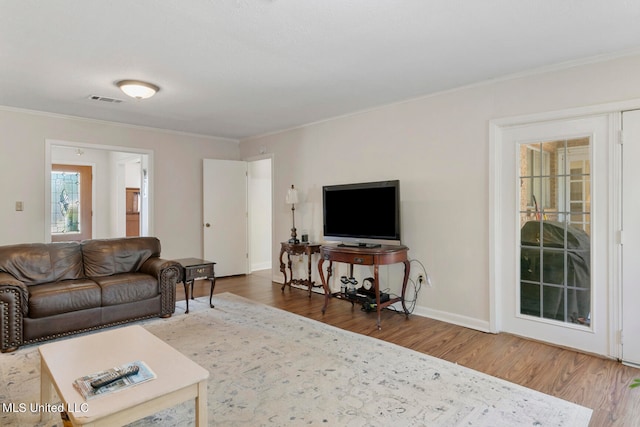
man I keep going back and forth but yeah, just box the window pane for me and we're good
[521,282,540,317]
[521,220,541,247]
[545,176,565,221]
[518,137,591,326]
[521,247,540,280]
[542,249,564,285]
[542,285,565,321]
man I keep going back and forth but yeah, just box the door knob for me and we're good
[205,223,211,228]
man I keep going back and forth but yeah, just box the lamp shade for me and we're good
[116,80,160,99]
[286,185,298,204]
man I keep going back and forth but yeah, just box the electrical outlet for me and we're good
[15,201,23,211]
[418,274,433,287]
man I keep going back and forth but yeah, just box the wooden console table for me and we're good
[279,242,322,297]
[317,244,410,329]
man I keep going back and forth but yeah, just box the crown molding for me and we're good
[0,105,239,143]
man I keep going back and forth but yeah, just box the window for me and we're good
[519,138,591,325]
[523,146,551,210]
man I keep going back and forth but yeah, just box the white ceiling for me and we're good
[2,1,640,140]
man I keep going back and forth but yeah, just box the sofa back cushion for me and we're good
[0,242,84,285]
[82,237,161,277]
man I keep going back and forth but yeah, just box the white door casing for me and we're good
[621,109,640,366]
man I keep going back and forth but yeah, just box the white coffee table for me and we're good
[39,325,209,426]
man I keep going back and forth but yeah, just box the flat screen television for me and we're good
[322,180,401,247]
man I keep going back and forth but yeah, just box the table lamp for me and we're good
[286,185,299,244]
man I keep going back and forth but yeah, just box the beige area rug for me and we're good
[1,293,592,426]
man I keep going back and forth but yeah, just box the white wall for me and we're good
[239,53,640,330]
[0,108,240,259]
[125,159,142,188]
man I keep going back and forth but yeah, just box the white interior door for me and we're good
[622,109,640,366]
[203,159,248,277]
[495,114,613,356]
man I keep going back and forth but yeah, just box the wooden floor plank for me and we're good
[177,271,639,426]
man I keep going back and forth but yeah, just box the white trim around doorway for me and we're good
[45,139,154,242]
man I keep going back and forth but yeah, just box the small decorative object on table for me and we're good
[73,360,155,400]
[286,184,299,243]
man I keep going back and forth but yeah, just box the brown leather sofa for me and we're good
[0,237,181,352]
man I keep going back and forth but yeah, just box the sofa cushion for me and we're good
[28,279,101,318]
[0,242,83,286]
[82,237,161,278]
[92,273,159,306]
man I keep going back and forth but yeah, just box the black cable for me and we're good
[384,258,426,315]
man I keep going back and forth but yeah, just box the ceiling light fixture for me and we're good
[116,80,160,100]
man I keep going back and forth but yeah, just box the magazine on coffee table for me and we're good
[73,360,156,400]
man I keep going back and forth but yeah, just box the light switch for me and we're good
[15,201,23,211]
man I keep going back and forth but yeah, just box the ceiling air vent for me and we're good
[88,95,124,104]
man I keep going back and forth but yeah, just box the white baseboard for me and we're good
[273,276,492,333]
[410,304,492,333]
[274,280,493,333]
[251,262,271,271]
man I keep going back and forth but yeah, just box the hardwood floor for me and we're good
[178,271,640,426]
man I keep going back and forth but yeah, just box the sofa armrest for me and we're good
[0,272,28,352]
[140,258,182,317]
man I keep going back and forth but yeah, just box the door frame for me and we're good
[489,102,629,358]
[45,139,154,241]
[620,109,640,366]
[202,155,274,277]
[245,154,274,273]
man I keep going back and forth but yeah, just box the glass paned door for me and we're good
[494,114,612,356]
[51,164,92,242]
[519,138,591,326]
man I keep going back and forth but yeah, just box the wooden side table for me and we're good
[174,258,216,313]
[279,242,321,297]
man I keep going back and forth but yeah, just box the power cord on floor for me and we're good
[384,258,427,315]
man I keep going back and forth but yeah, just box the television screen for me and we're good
[322,180,400,246]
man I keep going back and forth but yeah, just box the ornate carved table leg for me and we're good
[184,280,192,314]
[401,260,411,316]
[279,246,288,291]
[209,264,217,308]
[374,264,382,330]
[319,258,333,314]
[306,247,314,297]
